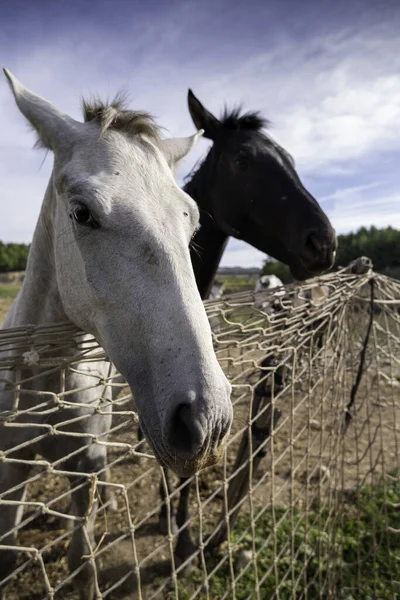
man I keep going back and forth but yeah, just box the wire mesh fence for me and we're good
[0,262,399,599]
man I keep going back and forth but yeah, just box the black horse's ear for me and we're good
[187,89,221,140]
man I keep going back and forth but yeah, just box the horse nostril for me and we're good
[305,230,321,256]
[166,403,206,455]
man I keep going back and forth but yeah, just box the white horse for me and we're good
[0,70,232,599]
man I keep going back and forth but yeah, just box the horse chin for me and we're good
[152,443,226,478]
[173,446,225,477]
[290,262,313,282]
[290,259,331,282]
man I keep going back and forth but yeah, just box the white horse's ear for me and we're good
[3,68,81,151]
[159,129,204,168]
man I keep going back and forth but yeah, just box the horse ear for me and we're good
[3,68,81,151]
[159,129,204,169]
[188,89,221,140]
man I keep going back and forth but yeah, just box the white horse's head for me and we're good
[5,70,232,477]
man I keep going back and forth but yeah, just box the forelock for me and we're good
[220,106,269,132]
[82,92,161,143]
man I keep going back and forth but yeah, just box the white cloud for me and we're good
[220,240,267,269]
[277,73,400,173]
[324,183,400,233]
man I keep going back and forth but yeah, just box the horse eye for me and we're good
[70,203,95,227]
[235,155,250,171]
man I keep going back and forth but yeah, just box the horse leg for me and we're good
[159,468,177,535]
[136,428,177,534]
[174,477,198,574]
[133,424,146,466]
[66,464,117,534]
[94,466,117,513]
[67,445,108,600]
[0,460,32,599]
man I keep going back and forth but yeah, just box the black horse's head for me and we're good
[187,90,337,281]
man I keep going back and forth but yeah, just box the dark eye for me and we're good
[70,203,96,227]
[235,154,250,171]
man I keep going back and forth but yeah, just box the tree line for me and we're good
[261,226,400,282]
[0,242,30,273]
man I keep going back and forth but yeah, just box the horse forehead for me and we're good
[233,133,286,167]
[69,131,162,174]
[66,135,172,193]
[255,136,286,165]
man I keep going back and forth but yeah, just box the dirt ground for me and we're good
[1,292,399,599]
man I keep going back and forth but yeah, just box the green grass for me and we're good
[0,284,21,299]
[219,275,258,294]
[169,477,400,600]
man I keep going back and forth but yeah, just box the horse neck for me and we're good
[184,152,229,300]
[189,217,228,299]
[3,174,68,329]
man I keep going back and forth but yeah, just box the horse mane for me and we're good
[220,106,295,166]
[82,93,161,142]
[220,106,270,132]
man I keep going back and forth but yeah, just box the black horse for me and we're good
[138,89,337,570]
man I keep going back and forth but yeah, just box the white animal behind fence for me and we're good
[0,265,399,599]
[254,274,285,312]
[209,280,224,300]
[254,274,283,293]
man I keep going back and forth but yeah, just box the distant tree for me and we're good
[335,226,400,274]
[0,242,30,272]
[260,226,400,281]
[261,259,292,283]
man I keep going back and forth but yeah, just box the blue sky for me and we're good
[1,0,400,267]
